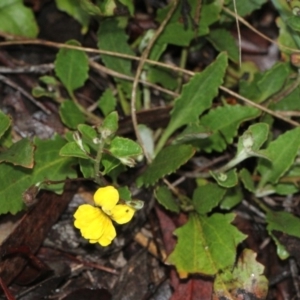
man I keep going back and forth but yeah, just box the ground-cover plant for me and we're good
[1,0,300,298]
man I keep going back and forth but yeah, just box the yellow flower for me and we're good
[74,186,135,246]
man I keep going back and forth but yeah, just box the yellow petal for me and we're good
[74,204,106,240]
[110,204,135,224]
[94,186,119,210]
[98,217,116,246]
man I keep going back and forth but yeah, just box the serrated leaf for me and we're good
[225,0,267,17]
[97,18,134,76]
[267,210,300,238]
[192,183,226,215]
[55,40,89,95]
[137,144,195,187]
[59,141,90,159]
[207,29,239,63]
[156,0,222,45]
[155,185,180,213]
[98,89,117,116]
[211,169,238,188]
[157,53,228,151]
[0,135,77,214]
[55,0,90,33]
[0,138,34,168]
[59,100,86,129]
[257,127,300,186]
[168,213,246,277]
[213,249,268,299]
[0,0,38,37]
[240,63,290,103]
[196,105,260,152]
[0,111,11,139]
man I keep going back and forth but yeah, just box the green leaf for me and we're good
[257,127,300,186]
[220,186,243,210]
[0,138,34,168]
[108,137,142,167]
[236,123,269,155]
[0,135,77,214]
[59,141,90,159]
[77,124,98,151]
[117,186,131,201]
[240,168,255,192]
[100,111,118,138]
[98,89,117,116]
[196,105,261,152]
[59,100,86,129]
[173,123,211,144]
[240,63,290,103]
[192,183,226,214]
[158,53,228,151]
[211,169,238,188]
[225,0,267,17]
[0,111,11,139]
[119,0,134,15]
[168,213,246,277]
[286,15,300,32]
[55,0,90,33]
[137,144,195,187]
[207,29,239,63]
[79,158,94,178]
[155,185,180,213]
[55,40,89,95]
[156,0,222,46]
[101,154,120,174]
[0,0,38,37]
[97,18,134,76]
[214,249,268,299]
[267,210,300,239]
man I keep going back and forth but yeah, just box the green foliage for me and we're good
[2,0,300,295]
[55,40,89,96]
[55,0,90,33]
[0,138,34,168]
[0,111,11,139]
[257,127,300,187]
[0,135,77,214]
[59,100,86,129]
[156,52,228,152]
[192,182,226,214]
[168,213,246,277]
[0,0,38,37]
[196,105,261,152]
[137,144,195,187]
[155,186,180,213]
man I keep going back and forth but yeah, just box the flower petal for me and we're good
[98,216,116,246]
[94,186,119,211]
[74,204,106,240]
[110,204,135,224]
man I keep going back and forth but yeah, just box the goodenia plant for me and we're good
[1,0,300,297]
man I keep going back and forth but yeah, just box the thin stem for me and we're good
[130,0,179,164]
[94,138,105,185]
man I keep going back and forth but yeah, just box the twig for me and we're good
[130,0,179,163]
[0,33,299,127]
[0,74,51,114]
